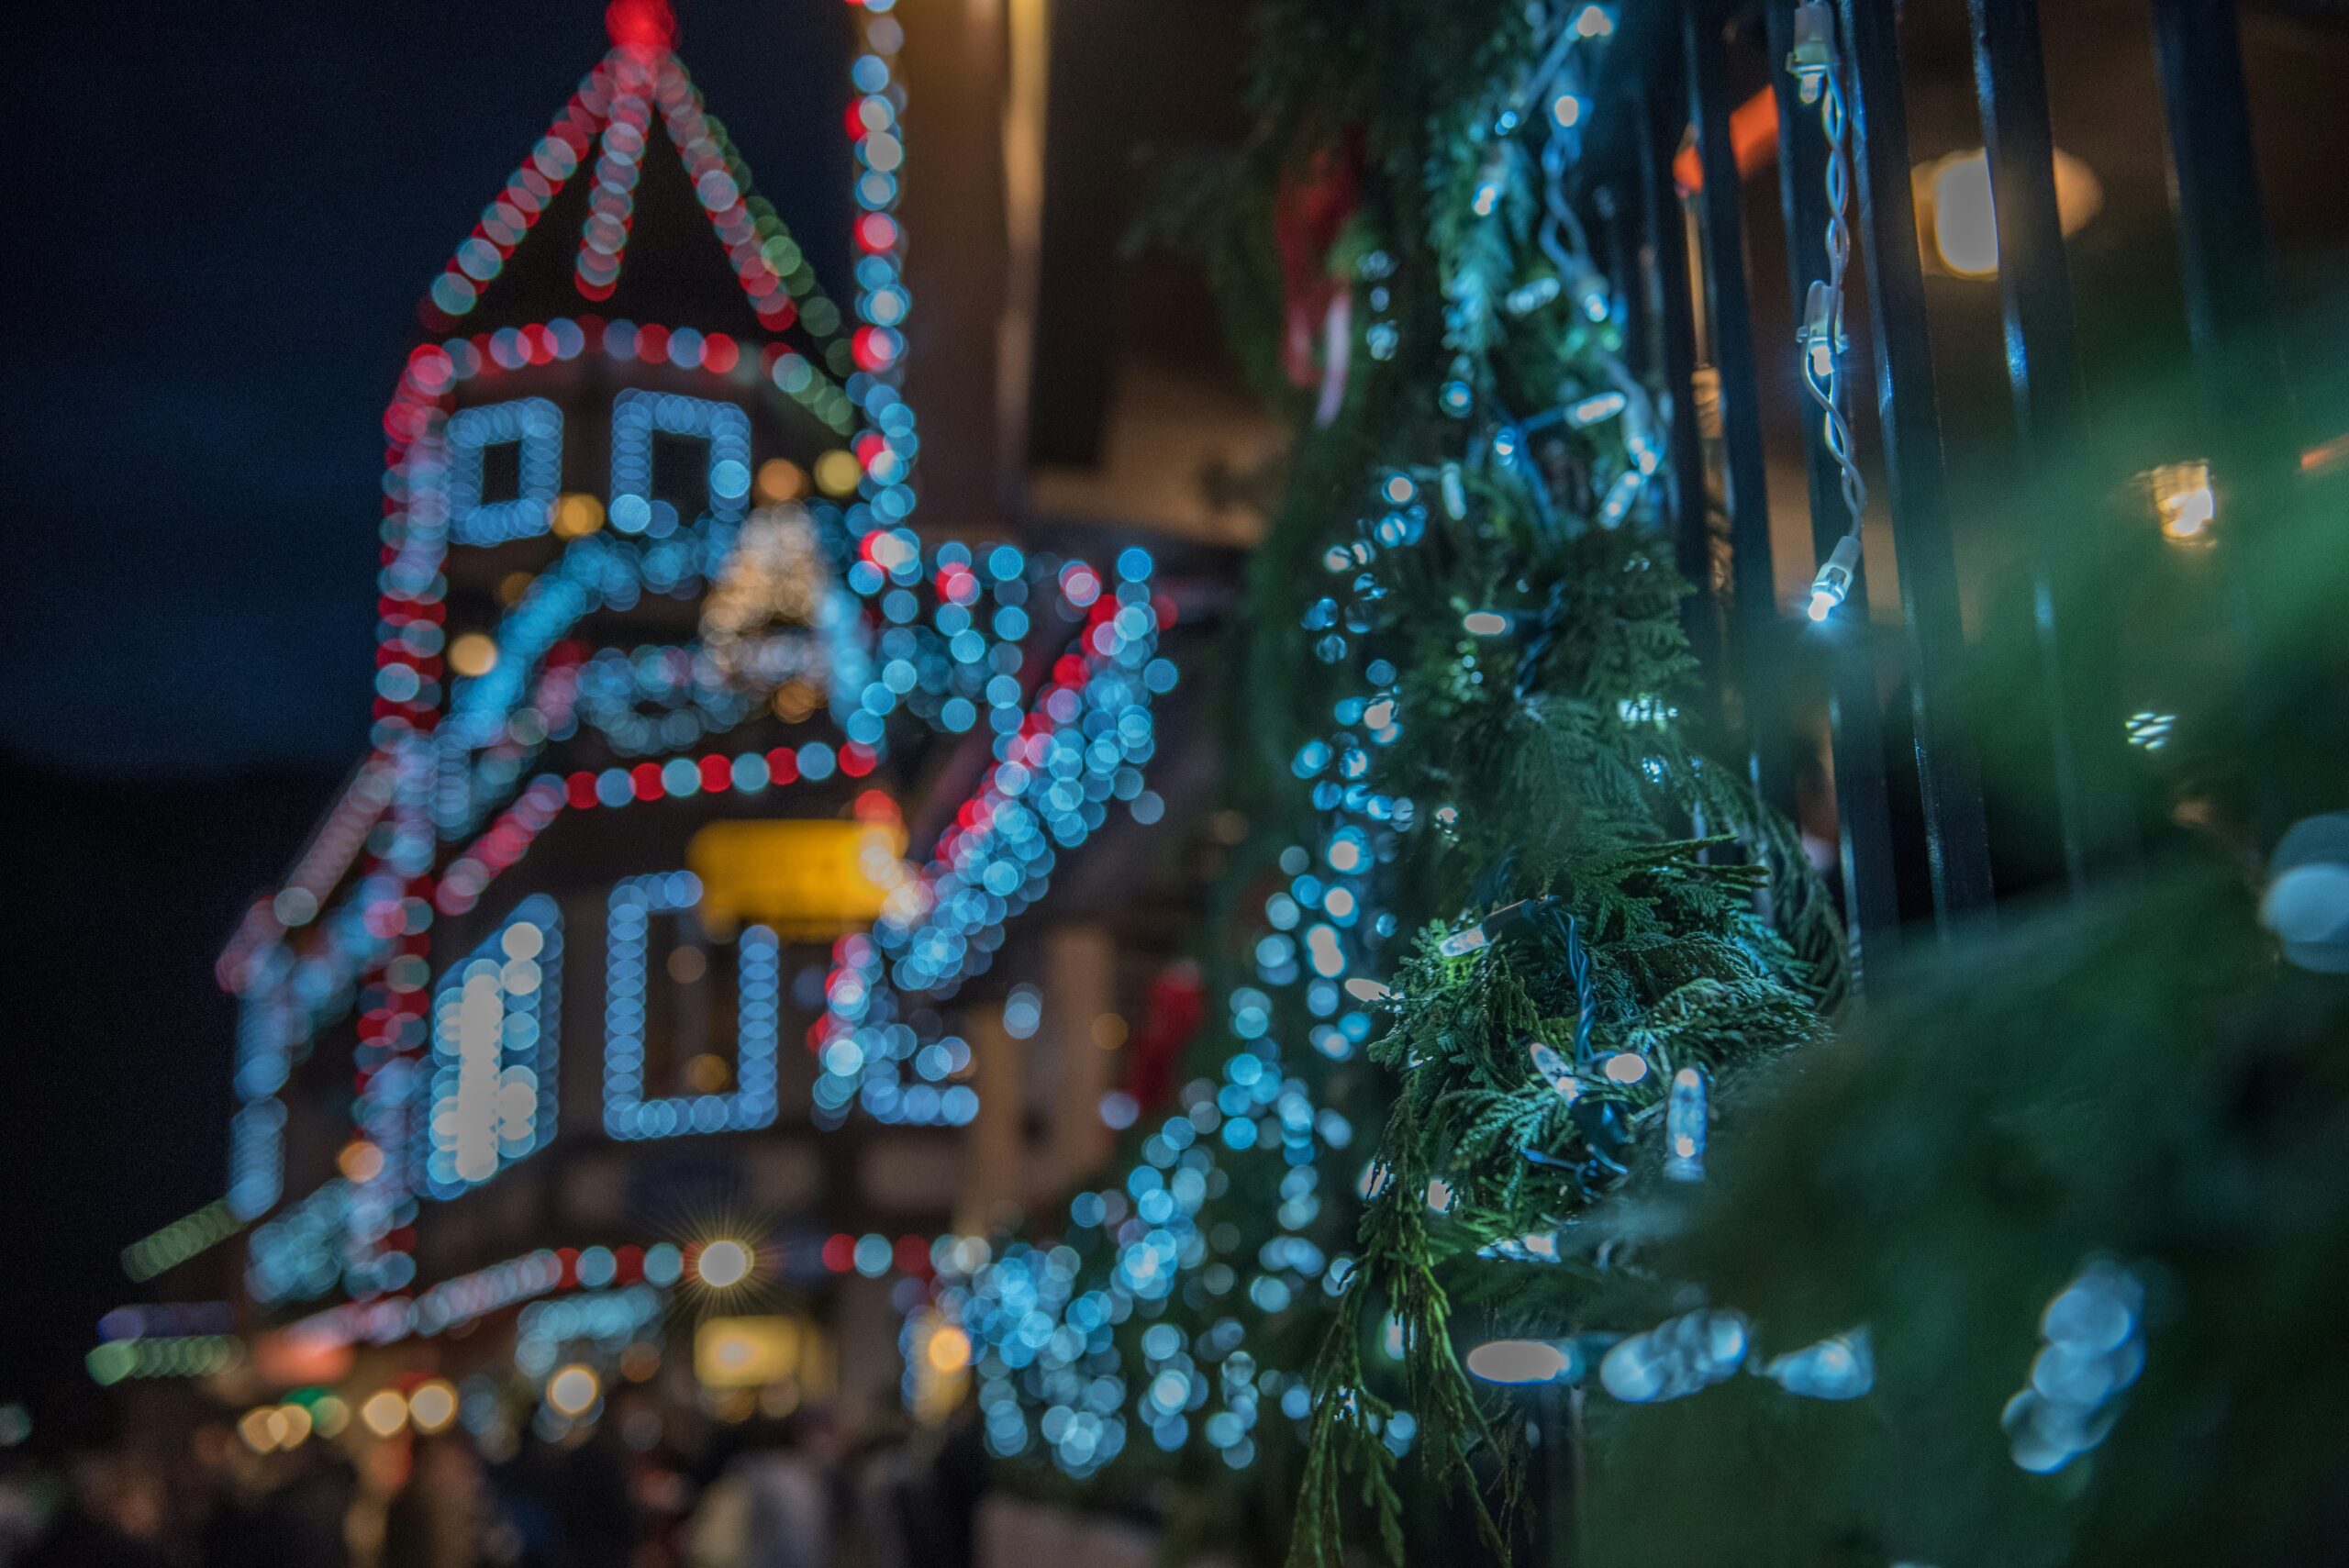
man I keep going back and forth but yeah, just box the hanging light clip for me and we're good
[1797,280,1847,381]
[1786,2,1835,105]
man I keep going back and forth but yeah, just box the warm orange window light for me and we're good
[696,1316,802,1389]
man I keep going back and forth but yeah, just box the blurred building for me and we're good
[116,0,1259,1449]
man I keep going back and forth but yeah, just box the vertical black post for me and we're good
[1837,0,1998,928]
[1766,0,1901,987]
[2151,0,2302,828]
[1637,80,1725,720]
[1535,1384,1576,1568]
[2149,0,2297,497]
[1686,0,1795,819]
[1968,0,2136,886]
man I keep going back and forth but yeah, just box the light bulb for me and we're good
[546,1364,601,1418]
[1438,924,1490,960]
[1439,897,1537,958]
[1466,1339,1579,1385]
[1570,265,1609,321]
[1565,390,1627,428]
[1471,149,1508,217]
[1664,1066,1707,1181]
[1505,276,1562,317]
[1598,469,1643,528]
[1762,1329,1874,1400]
[1807,534,1863,622]
[1526,1039,1580,1101]
[1798,279,1845,380]
[695,1239,753,1288]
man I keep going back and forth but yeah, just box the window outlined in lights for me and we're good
[424,895,562,1198]
[448,397,564,546]
[607,390,752,537]
[604,872,781,1140]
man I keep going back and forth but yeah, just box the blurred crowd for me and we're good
[0,1396,984,1568]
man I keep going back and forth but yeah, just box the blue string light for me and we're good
[447,398,564,545]
[601,873,781,1140]
[608,390,752,536]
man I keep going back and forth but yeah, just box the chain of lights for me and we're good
[943,2,1672,1485]
[573,644,763,756]
[650,41,860,367]
[219,760,405,1220]
[515,1284,667,1379]
[85,1336,244,1387]
[249,1180,353,1305]
[217,757,399,990]
[612,389,753,533]
[436,776,567,917]
[1786,1,1870,621]
[848,0,911,386]
[228,1098,289,1222]
[431,318,852,431]
[120,1200,243,1284]
[277,1227,961,1372]
[422,32,863,394]
[342,730,437,1301]
[284,1242,691,1355]
[575,50,654,303]
[425,63,596,325]
[943,418,1426,1476]
[602,873,783,1140]
[449,398,566,545]
[812,554,1172,1127]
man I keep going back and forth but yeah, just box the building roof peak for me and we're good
[412,21,864,375]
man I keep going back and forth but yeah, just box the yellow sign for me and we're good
[686,818,907,940]
[696,1316,802,1389]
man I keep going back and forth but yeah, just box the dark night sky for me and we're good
[0,0,852,1414]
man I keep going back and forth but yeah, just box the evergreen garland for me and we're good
[1491,449,2349,1564]
[963,4,2349,1565]
[961,2,1841,1562]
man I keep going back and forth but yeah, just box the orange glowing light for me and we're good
[925,1325,973,1374]
[1673,89,1781,195]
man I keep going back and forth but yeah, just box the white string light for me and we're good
[1505,8,1662,532]
[1787,2,1870,622]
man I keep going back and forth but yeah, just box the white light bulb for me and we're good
[1438,924,1489,960]
[1807,534,1863,622]
[1466,1339,1576,1385]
